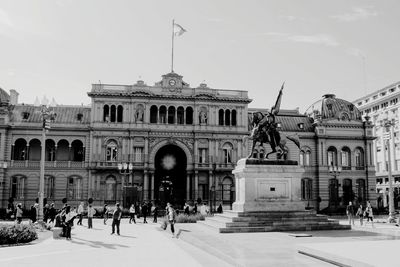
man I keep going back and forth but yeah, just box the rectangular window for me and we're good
[223,149,232,163]
[199,149,207,163]
[134,147,143,162]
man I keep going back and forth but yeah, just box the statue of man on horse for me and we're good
[246,82,301,159]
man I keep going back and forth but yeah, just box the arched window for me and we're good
[106,141,118,162]
[168,106,175,124]
[67,176,82,200]
[218,109,224,125]
[11,175,26,199]
[327,146,338,166]
[45,175,55,199]
[55,139,70,161]
[301,178,313,200]
[222,143,233,163]
[29,139,41,161]
[299,151,304,166]
[177,107,184,124]
[222,177,234,203]
[13,138,27,160]
[341,147,351,168]
[71,140,84,161]
[45,139,56,161]
[159,106,167,124]
[103,105,110,122]
[105,176,117,201]
[185,107,193,124]
[150,105,158,123]
[110,105,116,122]
[355,147,364,168]
[231,110,237,126]
[225,110,231,126]
[117,105,123,123]
[305,151,311,166]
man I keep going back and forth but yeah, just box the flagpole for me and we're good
[171,19,175,73]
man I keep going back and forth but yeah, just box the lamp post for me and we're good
[381,115,396,222]
[329,164,342,208]
[38,102,55,222]
[118,162,133,206]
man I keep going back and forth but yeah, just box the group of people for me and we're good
[346,201,374,227]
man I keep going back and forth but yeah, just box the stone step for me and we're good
[223,210,318,218]
[214,214,329,223]
[219,224,351,233]
[224,220,340,228]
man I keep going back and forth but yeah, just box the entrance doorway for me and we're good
[154,144,187,207]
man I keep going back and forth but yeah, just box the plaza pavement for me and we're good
[1,217,400,266]
[0,218,230,267]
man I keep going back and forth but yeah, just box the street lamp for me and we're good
[37,100,56,222]
[329,164,342,208]
[118,162,133,206]
[381,114,396,222]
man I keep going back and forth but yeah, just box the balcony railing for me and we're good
[10,160,87,168]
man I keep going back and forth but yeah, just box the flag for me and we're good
[271,82,284,115]
[173,23,187,36]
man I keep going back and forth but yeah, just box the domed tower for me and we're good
[306,94,362,122]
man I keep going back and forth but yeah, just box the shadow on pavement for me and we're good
[71,237,130,249]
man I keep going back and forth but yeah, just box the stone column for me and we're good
[194,171,199,200]
[186,173,190,200]
[143,171,149,200]
[150,172,154,200]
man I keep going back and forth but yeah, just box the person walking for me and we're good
[87,204,96,229]
[48,203,57,226]
[142,202,148,224]
[346,201,355,226]
[111,203,122,235]
[15,203,23,224]
[129,204,136,224]
[64,206,77,240]
[153,204,158,223]
[77,202,84,225]
[43,203,49,223]
[103,204,108,225]
[356,204,364,226]
[30,203,38,224]
[365,201,374,227]
[166,203,176,238]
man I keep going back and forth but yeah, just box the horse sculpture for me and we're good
[245,83,301,159]
[245,112,300,159]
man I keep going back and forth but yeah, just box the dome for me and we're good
[0,87,10,104]
[305,94,362,122]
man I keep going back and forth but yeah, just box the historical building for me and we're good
[353,81,400,209]
[0,72,376,212]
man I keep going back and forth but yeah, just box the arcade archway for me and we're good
[154,144,187,206]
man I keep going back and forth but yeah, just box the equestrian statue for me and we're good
[245,82,301,159]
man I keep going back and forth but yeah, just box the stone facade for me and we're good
[0,73,376,212]
[353,81,400,209]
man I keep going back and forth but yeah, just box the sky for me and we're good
[0,0,399,112]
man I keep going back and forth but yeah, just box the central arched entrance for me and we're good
[154,144,187,206]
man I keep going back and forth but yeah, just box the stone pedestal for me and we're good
[232,158,305,212]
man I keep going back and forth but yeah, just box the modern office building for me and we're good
[0,72,377,212]
[353,81,400,209]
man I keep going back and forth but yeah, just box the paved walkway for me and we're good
[2,217,400,266]
[0,219,229,267]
